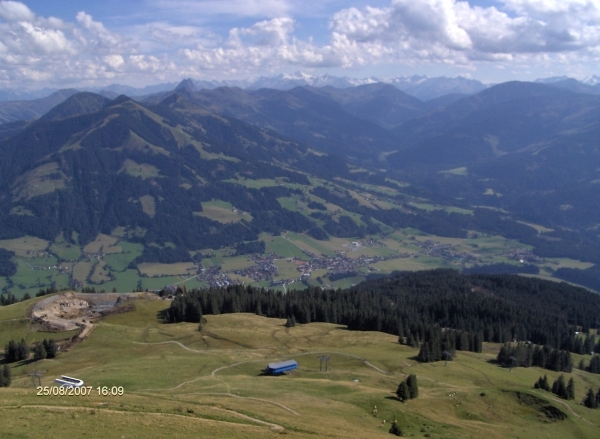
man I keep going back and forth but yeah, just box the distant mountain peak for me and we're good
[582,75,600,86]
[176,78,197,92]
[38,91,109,123]
[535,76,572,84]
[106,94,134,107]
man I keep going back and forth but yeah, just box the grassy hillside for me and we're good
[2,298,600,438]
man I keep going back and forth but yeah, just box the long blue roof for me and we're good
[267,360,297,370]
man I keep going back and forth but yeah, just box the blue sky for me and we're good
[0,0,599,89]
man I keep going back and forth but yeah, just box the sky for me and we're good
[0,0,599,89]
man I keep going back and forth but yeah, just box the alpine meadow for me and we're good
[2,0,600,438]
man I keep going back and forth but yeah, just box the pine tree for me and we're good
[588,355,600,374]
[396,380,410,401]
[33,342,46,361]
[389,421,403,436]
[406,374,419,399]
[552,374,567,399]
[0,364,11,387]
[17,339,29,361]
[583,388,598,409]
[4,340,17,363]
[43,339,57,359]
[542,375,550,391]
[566,377,575,400]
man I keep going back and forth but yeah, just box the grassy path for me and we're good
[7,404,284,431]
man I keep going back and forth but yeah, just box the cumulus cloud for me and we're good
[0,0,34,21]
[0,0,599,88]
[179,0,600,76]
[327,0,600,65]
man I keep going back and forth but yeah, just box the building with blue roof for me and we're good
[264,359,298,375]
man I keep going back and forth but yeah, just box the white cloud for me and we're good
[326,0,600,66]
[0,0,34,22]
[0,0,599,89]
[104,54,125,69]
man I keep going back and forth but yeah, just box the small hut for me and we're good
[264,359,298,375]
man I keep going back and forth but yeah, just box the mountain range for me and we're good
[3,73,600,105]
[0,77,599,292]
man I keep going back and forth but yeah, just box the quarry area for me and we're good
[30,292,158,339]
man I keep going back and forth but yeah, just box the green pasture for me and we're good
[1,301,600,439]
[83,234,119,254]
[50,241,81,260]
[224,178,279,189]
[103,241,144,272]
[8,262,69,299]
[197,200,252,223]
[266,236,310,260]
[90,269,140,293]
[284,232,337,257]
[72,261,93,284]
[138,262,196,277]
[0,236,49,257]
[220,256,255,272]
[517,221,554,233]
[546,258,594,270]
[119,159,161,179]
[277,196,302,212]
[140,195,156,217]
[12,162,66,201]
[274,259,300,280]
[90,261,113,283]
[327,275,366,289]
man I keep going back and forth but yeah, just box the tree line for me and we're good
[534,374,575,400]
[162,270,600,360]
[4,338,57,363]
[497,342,573,373]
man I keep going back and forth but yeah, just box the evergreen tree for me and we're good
[16,339,29,361]
[588,355,600,374]
[566,377,575,400]
[406,374,419,399]
[552,374,567,399]
[542,375,550,391]
[0,364,11,387]
[285,315,296,327]
[534,375,550,390]
[33,342,46,361]
[583,388,598,409]
[4,340,17,363]
[389,422,403,436]
[43,339,57,359]
[579,358,586,370]
[396,380,410,401]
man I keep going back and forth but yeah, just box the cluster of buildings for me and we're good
[295,253,386,279]
[412,240,479,265]
[194,265,234,288]
[233,254,279,282]
[506,249,545,264]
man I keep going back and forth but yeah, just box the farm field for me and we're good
[1,299,600,439]
[196,200,252,223]
[2,226,596,301]
[0,172,597,299]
